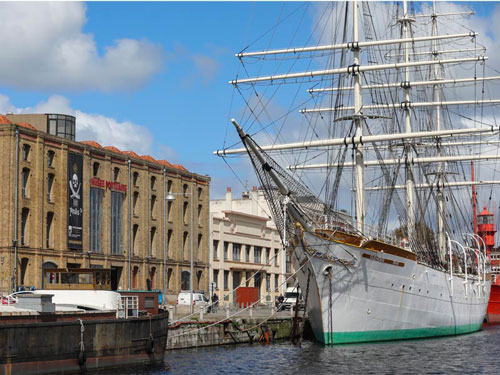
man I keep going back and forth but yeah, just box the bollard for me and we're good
[200,306,204,321]
[290,306,294,316]
[249,304,253,318]
[226,305,230,319]
[271,305,275,315]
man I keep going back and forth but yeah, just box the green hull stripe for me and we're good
[318,323,483,345]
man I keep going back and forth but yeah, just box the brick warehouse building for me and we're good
[0,113,210,304]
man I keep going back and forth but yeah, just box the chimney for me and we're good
[252,186,258,191]
[226,187,232,202]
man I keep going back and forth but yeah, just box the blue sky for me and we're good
[0,1,497,199]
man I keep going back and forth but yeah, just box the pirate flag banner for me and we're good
[68,152,83,249]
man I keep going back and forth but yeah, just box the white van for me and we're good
[177,291,209,306]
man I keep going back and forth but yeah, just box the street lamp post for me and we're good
[166,185,194,314]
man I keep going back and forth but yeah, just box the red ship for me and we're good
[476,207,500,323]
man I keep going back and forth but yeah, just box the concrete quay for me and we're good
[167,305,308,350]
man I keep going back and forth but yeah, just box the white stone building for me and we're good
[210,187,291,306]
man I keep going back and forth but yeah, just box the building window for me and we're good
[286,252,291,273]
[213,240,219,260]
[213,269,219,288]
[233,243,241,261]
[21,208,29,245]
[47,150,55,167]
[167,201,172,221]
[151,195,157,219]
[132,266,139,289]
[167,229,173,258]
[167,268,173,289]
[197,234,202,260]
[133,191,139,216]
[150,227,156,256]
[246,245,250,262]
[266,248,270,265]
[133,224,139,256]
[274,249,279,266]
[133,171,139,186]
[21,168,30,198]
[167,180,172,193]
[183,184,188,197]
[183,232,188,260]
[113,167,120,182]
[197,187,202,200]
[93,162,100,177]
[90,187,103,253]
[266,274,271,291]
[274,274,279,291]
[151,176,156,190]
[224,241,229,261]
[183,202,188,224]
[111,191,123,254]
[46,212,54,248]
[254,246,262,264]
[47,173,55,202]
[224,270,229,290]
[47,114,75,141]
[197,205,202,225]
[196,270,202,289]
[181,271,190,291]
[22,144,30,161]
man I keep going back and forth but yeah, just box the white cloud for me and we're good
[0,94,154,155]
[0,2,163,91]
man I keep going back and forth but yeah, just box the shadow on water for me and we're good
[97,325,500,375]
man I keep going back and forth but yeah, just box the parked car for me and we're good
[279,286,304,311]
[176,291,209,306]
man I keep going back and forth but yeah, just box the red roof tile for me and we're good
[157,160,174,168]
[140,155,157,163]
[81,141,103,149]
[122,150,140,158]
[174,164,188,172]
[104,146,122,154]
[17,122,37,130]
[0,115,11,125]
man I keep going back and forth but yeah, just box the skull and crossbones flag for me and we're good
[68,152,83,249]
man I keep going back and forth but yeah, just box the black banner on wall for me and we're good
[68,152,83,249]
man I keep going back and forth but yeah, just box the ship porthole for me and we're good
[322,265,333,276]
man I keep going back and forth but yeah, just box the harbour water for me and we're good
[101,324,500,374]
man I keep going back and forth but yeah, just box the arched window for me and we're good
[47,150,55,167]
[183,232,188,260]
[150,227,156,256]
[150,176,156,190]
[149,267,156,289]
[22,144,30,161]
[181,271,190,291]
[133,171,139,186]
[113,167,120,182]
[183,202,188,223]
[133,224,139,255]
[151,195,156,218]
[196,270,202,289]
[47,173,55,202]
[21,168,30,197]
[167,229,173,258]
[167,268,173,289]
[133,191,139,216]
[46,212,54,248]
[20,257,29,286]
[93,162,100,177]
[132,266,139,289]
[183,184,188,197]
[21,208,29,245]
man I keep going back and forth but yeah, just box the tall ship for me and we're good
[215,1,497,344]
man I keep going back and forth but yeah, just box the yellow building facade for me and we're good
[0,114,210,304]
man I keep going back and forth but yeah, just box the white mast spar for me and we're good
[402,0,416,245]
[432,0,447,261]
[353,0,364,233]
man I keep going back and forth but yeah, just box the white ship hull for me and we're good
[292,230,491,344]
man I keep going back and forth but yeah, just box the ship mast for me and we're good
[402,0,416,245]
[353,0,365,233]
[432,1,446,261]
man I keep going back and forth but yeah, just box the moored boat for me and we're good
[216,1,496,344]
[0,268,168,374]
